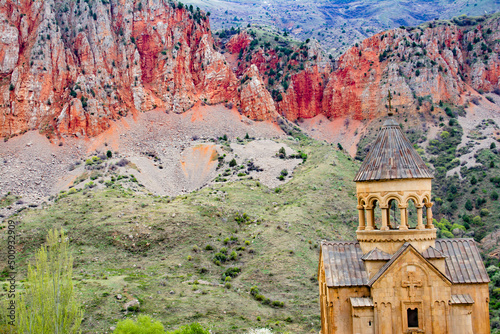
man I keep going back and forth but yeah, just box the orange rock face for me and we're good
[0,0,239,138]
[323,21,500,120]
[1,2,499,139]
[225,19,500,123]
[226,31,251,55]
[239,65,279,121]
[278,65,327,121]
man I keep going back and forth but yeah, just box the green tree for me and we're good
[114,315,165,334]
[16,228,83,333]
[107,150,113,158]
[229,158,237,167]
[465,199,473,211]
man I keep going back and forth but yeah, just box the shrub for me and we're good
[167,323,210,334]
[114,315,165,334]
[116,158,129,167]
[480,208,490,217]
[205,244,214,251]
[107,150,113,158]
[472,216,482,226]
[492,191,499,200]
[213,252,227,263]
[465,199,473,211]
[278,147,286,159]
[254,294,265,301]
[223,267,241,279]
[229,158,237,167]
[271,300,284,308]
[471,176,477,185]
[441,230,454,238]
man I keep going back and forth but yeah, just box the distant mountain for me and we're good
[184,0,500,55]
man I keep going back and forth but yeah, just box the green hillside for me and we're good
[0,137,360,333]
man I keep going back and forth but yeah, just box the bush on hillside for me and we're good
[113,315,165,334]
[168,323,210,334]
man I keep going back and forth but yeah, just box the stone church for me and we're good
[318,112,490,333]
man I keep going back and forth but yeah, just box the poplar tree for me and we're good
[16,228,83,334]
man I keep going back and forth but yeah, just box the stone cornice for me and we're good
[357,229,437,243]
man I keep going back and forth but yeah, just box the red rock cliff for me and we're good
[323,19,500,120]
[223,17,500,122]
[0,0,240,138]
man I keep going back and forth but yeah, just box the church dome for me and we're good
[354,117,433,182]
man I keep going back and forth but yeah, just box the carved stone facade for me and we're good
[318,114,490,334]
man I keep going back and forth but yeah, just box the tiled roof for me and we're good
[434,239,490,284]
[350,297,374,307]
[320,239,489,288]
[353,117,433,182]
[450,294,474,304]
[422,246,447,259]
[361,247,392,261]
[321,241,368,287]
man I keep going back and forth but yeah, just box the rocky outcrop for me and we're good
[1,2,499,139]
[322,20,500,120]
[239,65,278,121]
[278,66,327,121]
[0,0,239,138]
[224,16,500,122]
[225,31,251,55]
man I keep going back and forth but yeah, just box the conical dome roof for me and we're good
[354,117,433,182]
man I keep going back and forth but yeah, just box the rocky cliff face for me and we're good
[239,64,278,121]
[223,15,500,122]
[322,17,500,120]
[0,0,240,138]
[1,3,499,139]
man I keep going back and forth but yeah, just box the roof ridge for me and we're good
[321,240,359,245]
[368,242,451,287]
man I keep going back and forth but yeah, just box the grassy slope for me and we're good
[0,138,360,333]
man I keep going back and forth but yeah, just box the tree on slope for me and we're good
[17,228,83,333]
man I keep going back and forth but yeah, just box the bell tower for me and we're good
[354,92,436,254]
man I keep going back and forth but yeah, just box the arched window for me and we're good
[388,198,401,229]
[372,200,381,230]
[407,199,418,228]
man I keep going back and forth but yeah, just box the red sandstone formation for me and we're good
[1,1,499,139]
[0,0,240,138]
[225,31,251,55]
[226,18,500,122]
[239,65,279,121]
